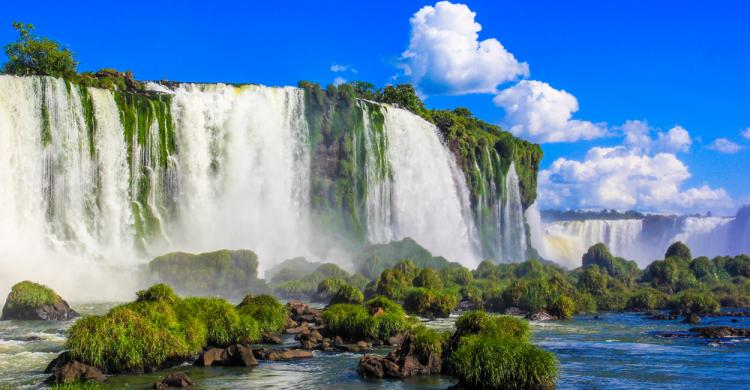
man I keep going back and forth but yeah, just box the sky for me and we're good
[2,0,749,215]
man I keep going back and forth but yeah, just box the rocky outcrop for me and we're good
[1,281,78,321]
[45,360,106,384]
[356,333,441,379]
[252,348,313,361]
[286,300,322,325]
[194,345,258,367]
[682,313,701,324]
[154,372,195,389]
[689,326,750,338]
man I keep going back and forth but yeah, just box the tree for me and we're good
[665,241,692,261]
[2,22,77,77]
[381,84,425,114]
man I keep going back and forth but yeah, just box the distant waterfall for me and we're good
[363,104,480,265]
[542,219,645,267]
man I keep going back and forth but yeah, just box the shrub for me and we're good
[550,295,575,320]
[626,288,666,311]
[135,283,178,304]
[410,324,449,356]
[321,304,370,339]
[448,334,557,390]
[174,297,260,346]
[237,294,287,333]
[328,284,365,305]
[367,311,408,341]
[665,241,692,261]
[413,268,444,290]
[403,288,459,318]
[315,278,348,301]
[454,311,531,342]
[670,291,720,314]
[365,296,405,316]
[441,264,473,286]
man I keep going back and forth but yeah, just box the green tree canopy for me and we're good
[2,22,78,77]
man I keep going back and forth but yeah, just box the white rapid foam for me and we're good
[367,104,480,265]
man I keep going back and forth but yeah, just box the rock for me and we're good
[356,333,441,379]
[335,341,372,353]
[333,336,344,346]
[286,300,322,324]
[682,313,701,324]
[1,281,78,321]
[154,372,195,389]
[646,313,678,320]
[593,315,600,320]
[689,326,750,338]
[731,318,740,323]
[357,354,402,378]
[261,332,283,344]
[504,307,527,316]
[388,333,405,346]
[526,309,557,321]
[194,348,224,367]
[221,345,258,367]
[45,361,106,384]
[253,348,313,361]
[285,324,308,335]
[44,352,70,374]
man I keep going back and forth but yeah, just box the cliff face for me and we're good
[0,75,542,264]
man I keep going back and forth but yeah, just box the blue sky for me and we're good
[2,1,748,214]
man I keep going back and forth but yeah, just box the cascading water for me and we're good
[500,162,527,262]
[363,104,480,265]
[542,219,646,267]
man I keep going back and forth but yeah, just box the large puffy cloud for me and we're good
[621,120,692,153]
[402,1,528,95]
[540,146,731,213]
[492,80,608,143]
[708,138,741,153]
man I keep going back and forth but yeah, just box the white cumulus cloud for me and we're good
[330,63,357,74]
[333,77,347,86]
[621,120,692,153]
[741,128,750,140]
[402,1,529,95]
[539,146,731,213]
[708,138,741,154]
[492,80,608,143]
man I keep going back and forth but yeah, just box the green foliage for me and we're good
[582,243,640,286]
[321,303,371,339]
[3,280,61,310]
[135,283,178,305]
[149,249,265,298]
[413,268,444,290]
[2,22,77,77]
[550,295,575,320]
[665,241,692,261]
[626,288,667,311]
[355,238,453,279]
[237,294,288,333]
[174,297,260,347]
[669,290,720,314]
[403,288,459,318]
[454,311,531,342]
[409,324,449,356]
[329,284,365,305]
[448,334,557,390]
[322,298,408,341]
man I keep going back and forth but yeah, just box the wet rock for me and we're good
[45,361,106,384]
[731,318,740,323]
[194,348,224,367]
[1,281,78,321]
[388,333,405,346]
[285,323,308,335]
[253,348,313,361]
[335,341,372,353]
[526,309,557,321]
[286,300,322,324]
[682,313,701,324]
[357,354,402,378]
[356,333,441,379]
[689,326,750,338]
[646,313,678,320]
[154,372,195,389]
[261,332,283,344]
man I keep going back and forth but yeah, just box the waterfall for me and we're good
[364,104,480,265]
[360,101,393,244]
[542,219,645,267]
[500,162,527,262]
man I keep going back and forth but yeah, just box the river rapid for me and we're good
[1,306,748,389]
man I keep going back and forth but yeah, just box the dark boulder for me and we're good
[194,348,224,367]
[194,345,258,367]
[357,354,403,378]
[261,332,283,344]
[356,333,441,379]
[689,326,750,338]
[45,361,106,384]
[154,372,195,389]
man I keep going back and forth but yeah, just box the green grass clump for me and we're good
[449,334,557,390]
[322,303,370,339]
[329,284,365,305]
[550,295,575,320]
[410,324,449,356]
[455,311,530,342]
[3,280,61,310]
[236,294,288,333]
[135,283,178,304]
[50,383,106,390]
[403,288,459,318]
[65,284,260,373]
[669,290,720,314]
